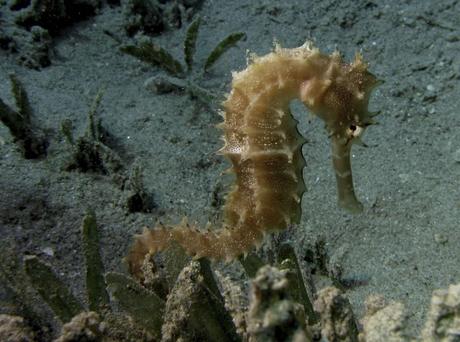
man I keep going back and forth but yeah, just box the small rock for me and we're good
[0,314,35,341]
[144,75,185,94]
[398,173,410,183]
[453,149,460,163]
[434,233,448,245]
[42,246,54,257]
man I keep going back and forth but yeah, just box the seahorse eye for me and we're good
[347,123,364,139]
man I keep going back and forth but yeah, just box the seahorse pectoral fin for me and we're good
[330,136,363,214]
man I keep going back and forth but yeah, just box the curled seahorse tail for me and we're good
[126,225,174,278]
[126,218,266,275]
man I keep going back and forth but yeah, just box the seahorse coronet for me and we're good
[126,41,382,273]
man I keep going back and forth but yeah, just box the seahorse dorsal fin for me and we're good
[351,52,367,71]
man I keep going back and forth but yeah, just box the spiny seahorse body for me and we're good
[127,42,381,274]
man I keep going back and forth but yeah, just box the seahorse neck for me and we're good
[232,52,330,108]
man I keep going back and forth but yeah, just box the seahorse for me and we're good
[127,42,381,274]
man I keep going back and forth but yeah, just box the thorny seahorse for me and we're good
[127,42,382,274]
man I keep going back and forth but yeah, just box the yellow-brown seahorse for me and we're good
[127,42,381,274]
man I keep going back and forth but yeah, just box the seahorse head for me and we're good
[300,52,381,147]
